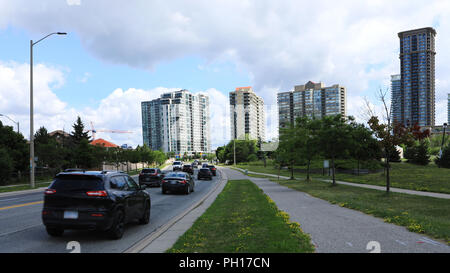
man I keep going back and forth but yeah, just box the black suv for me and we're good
[42,170,151,239]
[139,168,164,187]
[197,168,213,180]
[182,164,194,175]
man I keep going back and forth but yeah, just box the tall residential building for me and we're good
[277,81,346,129]
[394,27,436,127]
[391,74,402,124]
[141,89,210,155]
[229,87,265,141]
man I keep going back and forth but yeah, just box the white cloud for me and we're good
[0,61,231,149]
[1,0,449,138]
[66,0,81,6]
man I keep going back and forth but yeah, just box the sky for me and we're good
[0,0,449,150]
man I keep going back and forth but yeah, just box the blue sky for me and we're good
[0,0,449,149]
[0,26,250,109]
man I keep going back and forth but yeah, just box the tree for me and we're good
[317,115,353,186]
[73,138,95,169]
[434,144,450,168]
[293,117,320,182]
[405,140,430,165]
[34,126,62,170]
[70,116,90,145]
[0,148,13,185]
[404,123,431,166]
[154,150,167,166]
[278,124,298,180]
[364,88,414,193]
[0,121,28,179]
[350,122,380,175]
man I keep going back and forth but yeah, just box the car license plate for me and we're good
[170,180,176,184]
[64,211,78,219]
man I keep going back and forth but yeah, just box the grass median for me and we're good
[166,179,315,253]
[270,177,450,245]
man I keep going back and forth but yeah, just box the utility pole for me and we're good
[233,138,236,166]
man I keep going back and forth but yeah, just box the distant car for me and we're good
[207,165,217,176]
[139,168,164,187]
[192,162,198,169]
[161,172,195,194]
[42,170,151,240]
[202,163,209,168]
[182,164,194,175]
[172,161,183,171]
[197,168,213,180]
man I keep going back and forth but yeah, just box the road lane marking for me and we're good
[0,198,21,202]
[0,201,43,211]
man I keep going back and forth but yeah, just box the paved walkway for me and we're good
[231,167,450,199]
[224,168,450,253]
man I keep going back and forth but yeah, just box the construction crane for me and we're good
[88,121,133,140]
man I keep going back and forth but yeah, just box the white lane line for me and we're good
[395,240,407,246]
[0,198,21,202]
[420,237,446,247]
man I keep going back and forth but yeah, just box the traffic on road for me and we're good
[0,161,221,253]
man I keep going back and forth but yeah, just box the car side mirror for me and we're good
[140,184,147,190]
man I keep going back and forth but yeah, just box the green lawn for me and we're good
[330,162,450,194]
[166,179,315,253]
[270,177,450,244]
[233,160,450,194]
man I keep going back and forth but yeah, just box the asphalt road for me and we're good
[0,168,221,253]
[223,168,450,253]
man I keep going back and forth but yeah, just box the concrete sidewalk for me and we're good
[223,168,450,253]
[230,167,450,199]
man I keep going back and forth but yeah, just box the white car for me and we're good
[172,161,183,171]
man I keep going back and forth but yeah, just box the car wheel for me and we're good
[46,227,64,237]
[185,185,190,195]
[162,189,167,194]
[108,209,125,240]
[139,201,151,225]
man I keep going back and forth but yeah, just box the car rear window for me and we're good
[166,173,186,178]
[142,169,156,173]
[183,165,192,167]
[50,175,104,191]
[199,169,210,173]
[173,162,181,165]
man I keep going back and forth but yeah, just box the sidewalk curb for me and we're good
[124,168,228,253]
[0,187,47,198]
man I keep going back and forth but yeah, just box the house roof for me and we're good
[90,138,118,148]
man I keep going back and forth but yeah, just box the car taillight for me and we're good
[179,180,187,184]
[86,191,108,197]
[212,168,216,171]
[44,189,56,195]
[91,213,104,217]
[162,180,167,183]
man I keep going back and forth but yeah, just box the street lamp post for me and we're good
[0,114,19,133]
[30,32,66,188]
[439,123,448,168]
